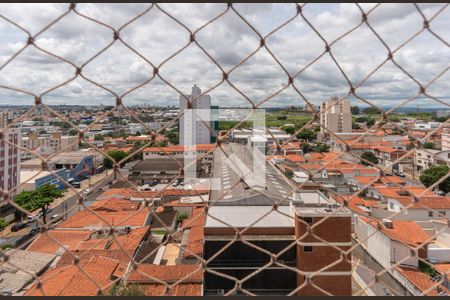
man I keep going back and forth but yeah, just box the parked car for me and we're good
[26,215,36,223]
[82,188,92,195]
[50,214,63,223]
[71,181,81,188]
[28,227,40,236]
[393,171,406,178]
[11,222,27,232]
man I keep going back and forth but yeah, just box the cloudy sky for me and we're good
[0,3,449,109]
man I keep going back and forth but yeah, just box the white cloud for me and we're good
[0,3,449,108]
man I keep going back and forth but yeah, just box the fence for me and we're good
[0,3,449,296]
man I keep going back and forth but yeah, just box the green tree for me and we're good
[356,116,369,123]
[434,116,448,122]
[388,116,401,123]
[296,129,317,142]
[363,107,382,115]
[68,129,79,136]
[352,123,361,129]
[406,141,415,150]
[366,118,375,127]
[423,142,435,149]
[281,126,295,135]
[312,143,330,153]
[0,218,7,231]
[103,150,129,169]
[350,106,360,115]
[420,165,450,193]
[166,131,179,145]
[360,151,379,166]
[14,184,64,224]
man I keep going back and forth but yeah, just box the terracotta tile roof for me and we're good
[25,255,120,296]
[354,175,406,186]
[435,264,450,276]
[75,226,149,252]
[284,154,306,162]
[333,195,376,216]
[182,208,205,258]
[126,264,203,283]
[140,283,202,296]
[374,186,434,199]
[58,209,149,229]
[91,197,140,212]
[99,188,209,201]
[396,266,449,296]
[394,196,450,210]
[27,230,91,255]
[359,217,428,246]
[57,249,134,266]
[143,144,216,153]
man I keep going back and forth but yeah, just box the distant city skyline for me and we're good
[0,3,449,108]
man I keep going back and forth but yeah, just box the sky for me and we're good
[0,3,449,110]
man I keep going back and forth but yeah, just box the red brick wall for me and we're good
[297,275,352,296]
[297,245,351,272]
[295,216,351,243]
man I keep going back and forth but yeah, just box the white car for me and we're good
[82,188,92,195]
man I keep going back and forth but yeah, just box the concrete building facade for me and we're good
[0,128,21,200]
[320,96,352,137]
[179,85,211,146]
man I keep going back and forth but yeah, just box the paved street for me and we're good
[0,169,126,247]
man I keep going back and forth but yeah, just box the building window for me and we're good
[304,217,313,224]
[429,211,433,217]
[439,211,446,216]
[303,246,313,252]
[389,202,394,210]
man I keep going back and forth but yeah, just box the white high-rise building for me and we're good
[320,96,352,137]
[179,84,211,145]
[0,128,21,201]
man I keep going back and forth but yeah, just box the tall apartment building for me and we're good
[0,111,9,128]
[179,85,211,146]
[21,132,79,160]
[442,129,450,151]
[0,128,21,200]
[320,96,352,137]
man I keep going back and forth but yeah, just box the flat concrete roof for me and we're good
[205,205,293,228]
[0,249,56,294]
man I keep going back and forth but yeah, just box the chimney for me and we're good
[383,219,393,229]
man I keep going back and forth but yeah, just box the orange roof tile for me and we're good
[58,209,149,229]
[359,217,428,246]
[91,197,140,212]
[396,266,449,296]
[284,154,306,162]
[140,283,202,296]
[394,196,450,210]
[143,144,216,153]
[126,264,203,283]
[27,230,91,255]
[25,255,120,296]
[374,186,434,199]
